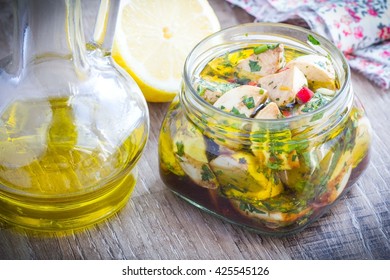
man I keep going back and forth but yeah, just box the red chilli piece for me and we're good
[247,81,258,86]
[296,87,314,104]
[282,110,292,118]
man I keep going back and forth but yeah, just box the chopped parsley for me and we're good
[239,202,266,214]
[267,43,280,50]
[301,93,330,113]
[242,96,255,109]
[249,60,261,72]
[230,107,241,116]
[201,164,215,181]
[231,106,240,115]
[292,154,298,162]
[235,77,251,85]
[175,141,184,157]
[215,170,223,176]
[196,79,238,94]
[198,86,206,96]
[222,53,232,67]
[230,106,246,117]
[308,34,320,45]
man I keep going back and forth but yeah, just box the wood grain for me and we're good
[0,0,389,260]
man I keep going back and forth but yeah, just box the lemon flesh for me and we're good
[112,0,220,102]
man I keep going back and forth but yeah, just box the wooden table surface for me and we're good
[0,0,389,260]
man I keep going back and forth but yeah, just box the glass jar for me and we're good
[0,0,149,231]
[158,23,371,235]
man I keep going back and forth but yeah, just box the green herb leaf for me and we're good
[242,96,255,109]
[308,34,320,45]
[201,164,215,181]
[292,154,298,162]
[235,77,251,85]
[300,92,330,113]
[198,87,206,96]
[230,106,241,115]
[267,43,280,50]
[239,202,266,214]
[222,53,232,67]
[197,79,239,94]
[230,106,246,117]
[175,141,184,157]
[249,60,261,72]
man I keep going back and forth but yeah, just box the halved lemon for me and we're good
[112,0,221,102]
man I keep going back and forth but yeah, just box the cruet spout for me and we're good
[91,0,121,54]
[1,0,121,79]
[1,0,91,79]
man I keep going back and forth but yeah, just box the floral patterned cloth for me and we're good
[227,0,390,89]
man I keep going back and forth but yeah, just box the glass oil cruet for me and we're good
[0,0,149,231]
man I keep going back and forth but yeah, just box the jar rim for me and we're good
[183,22,351,124]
